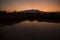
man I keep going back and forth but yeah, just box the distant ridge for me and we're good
[20,9,46,13]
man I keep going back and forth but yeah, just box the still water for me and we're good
[0,20,60,40]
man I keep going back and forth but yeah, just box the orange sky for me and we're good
[0,0,60,12]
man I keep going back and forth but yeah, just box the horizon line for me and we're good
[0,9,60,13]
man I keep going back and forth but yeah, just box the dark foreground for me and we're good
[0,10,60,40]
[0,19,60,40]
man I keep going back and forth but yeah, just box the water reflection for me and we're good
[0,19,60,40]
[0,19,60,27]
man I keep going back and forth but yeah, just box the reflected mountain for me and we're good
[0,18,60,27]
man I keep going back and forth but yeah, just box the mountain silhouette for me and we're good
[20,9,45,13]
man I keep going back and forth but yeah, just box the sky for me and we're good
[0,0,60,12]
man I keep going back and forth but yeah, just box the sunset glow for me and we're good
[0,0,60,12]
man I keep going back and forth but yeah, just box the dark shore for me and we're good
[0,10,60,26]
[0,10,60,22]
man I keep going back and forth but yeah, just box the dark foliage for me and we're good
[0,10,60,20]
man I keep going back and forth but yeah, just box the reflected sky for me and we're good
[0,0,60,12]
[14,21,60,28]
[0,21,59,40]
[1,21,59,28]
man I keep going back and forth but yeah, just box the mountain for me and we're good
[20,9,45,13]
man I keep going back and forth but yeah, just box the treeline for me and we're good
[0,10,60,20]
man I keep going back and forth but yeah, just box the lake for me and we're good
[0,20,60,40]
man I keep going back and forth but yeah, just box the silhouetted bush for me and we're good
[0,11,6,15]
